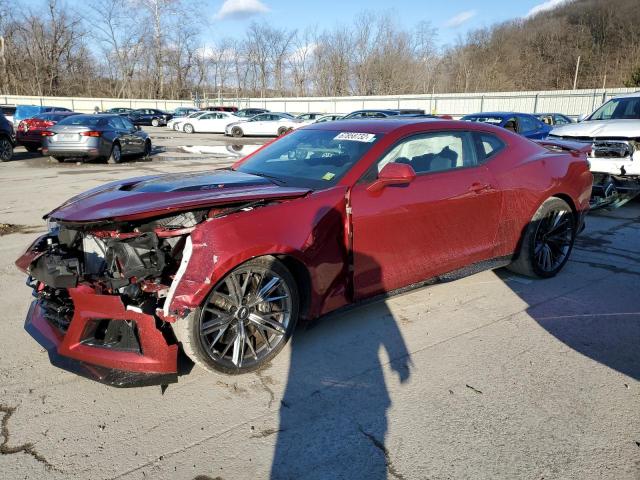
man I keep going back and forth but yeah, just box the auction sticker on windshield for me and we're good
[334,132,377,142]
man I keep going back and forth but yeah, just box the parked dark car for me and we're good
[235,108,269,118]
[205,106,239,113]
[461,112,552,139]
[102,107,133,115]
[127,109,172,127]
[0,112,16,162]
[535,113,574,126]
[16,112,79,152]
[13,105,72,127]
[343,109,426,119]
[42,114,151,164]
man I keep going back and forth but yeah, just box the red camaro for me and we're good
[15,119,592,386]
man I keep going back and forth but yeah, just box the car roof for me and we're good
[305,118,482,134]
[464,112,535,118]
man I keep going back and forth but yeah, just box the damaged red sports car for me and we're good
[15,119,592,386]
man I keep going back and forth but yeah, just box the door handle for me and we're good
[469,183,491,193]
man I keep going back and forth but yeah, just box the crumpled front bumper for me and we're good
[23,286,178,388]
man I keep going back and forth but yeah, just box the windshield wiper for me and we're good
[246,171,287,186]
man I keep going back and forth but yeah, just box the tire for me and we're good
[508,197,576,278]
[142,140,152,159]
[174,256,299,375]
[0,137,13,162]
[231,126,243,138]
[24,144,40,153]
[173,123,181,131]
[151,118,160,127]
[183,123,194,134]
[107,143,122,164]
[277,127,290,136]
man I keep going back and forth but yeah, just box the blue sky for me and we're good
[206,0,569,47]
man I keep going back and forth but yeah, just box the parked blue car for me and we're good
[461,112,552,139]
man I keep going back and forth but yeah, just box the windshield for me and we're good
[588,97,640,121]
[462,115,504,125]
[235,129,382,189]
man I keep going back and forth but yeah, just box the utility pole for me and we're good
[573,55,581,90]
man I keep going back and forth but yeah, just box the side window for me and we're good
[474,132,505,162]
[107,118,122,129]
[375,131,477,175]
[518,116,539,133]
[122,118,135,129]
[252,114,267,121]
[554,115,569,125]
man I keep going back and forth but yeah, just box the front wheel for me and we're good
[231,126,243,138]
[508,197,576,278]
[0,138,13,162]
[183,123,194,134]
[174,257,299,374]
[142,140,152,159]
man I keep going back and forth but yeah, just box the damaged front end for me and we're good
[16,210,209,387]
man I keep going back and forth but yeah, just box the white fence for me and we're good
[2,87,637,117]
[232,88,638,117]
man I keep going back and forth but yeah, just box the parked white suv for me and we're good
[549,92,640,207]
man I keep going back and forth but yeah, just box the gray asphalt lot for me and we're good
[0,128,638,479]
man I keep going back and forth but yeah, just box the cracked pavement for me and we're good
[0,140,639,479]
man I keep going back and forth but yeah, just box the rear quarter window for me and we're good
[474,132,505,162]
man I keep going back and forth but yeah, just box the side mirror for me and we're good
[577,114,588,122]
[367,162,416,192]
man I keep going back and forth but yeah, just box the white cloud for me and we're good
[444,10,477,28]
[215,0,269,20]
[524,0,573,18]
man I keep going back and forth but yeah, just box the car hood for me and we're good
[551,119,640,139]
[47,170,311,222]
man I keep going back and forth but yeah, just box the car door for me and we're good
[518,115,546,139]
[349,130,502,299]
[247,114,269,135]
[122,117,144,153]
[194,113,215,132]
[107,117,130,154]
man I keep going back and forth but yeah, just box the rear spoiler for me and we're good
[535,138,592,156]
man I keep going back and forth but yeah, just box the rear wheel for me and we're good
[24,144,40,153]
[231,126,243,138]
[508,197,576,278]
[183,123,194,134]
[107,143,122,164]
[151,118,160,127]
[0,137,13,162]
[174,257,299,374]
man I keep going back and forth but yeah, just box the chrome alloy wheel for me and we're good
[198,265,292,370]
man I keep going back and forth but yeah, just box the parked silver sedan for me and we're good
[42,114,151,163]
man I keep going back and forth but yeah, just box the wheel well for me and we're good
[274,254,312,322]
[551,193,578,221]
